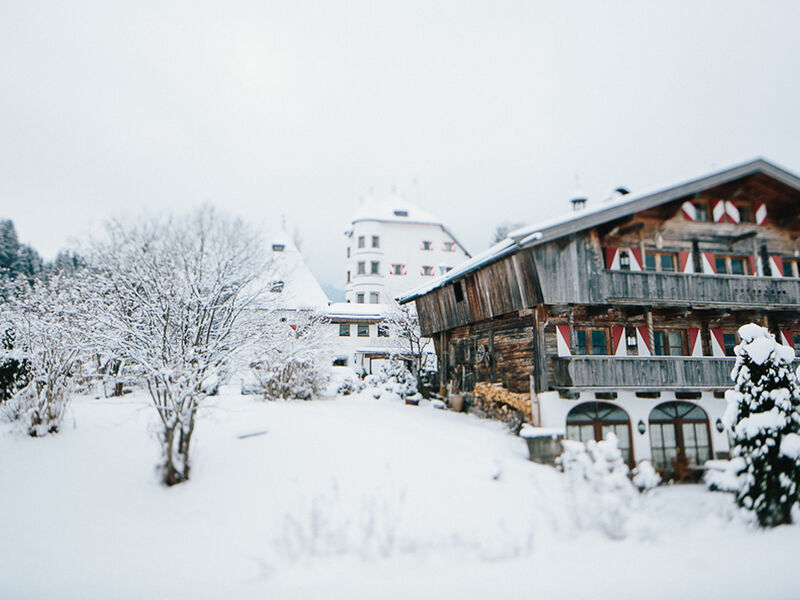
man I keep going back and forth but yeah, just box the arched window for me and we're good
[566,402,633,465]
[648,401,711,472]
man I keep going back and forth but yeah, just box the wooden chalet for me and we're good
[399,158,800,474]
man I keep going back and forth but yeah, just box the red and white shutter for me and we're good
[770,256,784,277]
[712,199,726,223]
[611,326,626,356]
[556,324,571,357]
[780,330,794,349]
[755,202,767,225]
[687,328,703,356]
[636,326,651,357]
[678,250,694,274]
[681,201,697,221]
[628,247,643,271]
[710,329,726,357]
[725,200,740,224]
[604,247,619,270]
[747,254,758,276]
[701,252,716,274]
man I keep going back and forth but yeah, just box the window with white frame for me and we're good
[358,236,365,248]
[369,292,379,304]
[356,293,365,304]
[370,261,380,275]
[372,235,380,248]
[357,261,365,275]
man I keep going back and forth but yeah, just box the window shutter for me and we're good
[603,247,619,270]
[755,202,767,225]
[556,324,571,356]
[687,328,702,356]
[710,329,726,357]
[681,201,696,221]
[725,200,740,223]
[770,256,784,277]
[629,247,643,271]
[611,326,626,356]
[701,252,716,274]
[712,199,726,223]
[780,330,794,349]
[636,326,651,357]
[678,250,694,273]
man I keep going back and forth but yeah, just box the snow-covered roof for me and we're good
[351,193,444,226]
[251,230,330,311]
[398,158,800,303]
[349,193,472,257]
[325,302,390,321]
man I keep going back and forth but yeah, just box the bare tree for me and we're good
[491,220,526,245]
[89,207,268,485]
[0,273,90,435]
[383,303,432,396]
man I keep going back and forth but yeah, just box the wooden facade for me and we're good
[404,161,800,402]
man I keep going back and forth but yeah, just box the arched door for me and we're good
[648,401,711,474]
[566,402,633,465]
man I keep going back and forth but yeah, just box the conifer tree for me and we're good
[724,324,800,527]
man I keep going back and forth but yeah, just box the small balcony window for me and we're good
[645,251,677,272]
[575,329,608,355]
[723,332,737,356]
[693,201,709,222]
[793,334,800,356]
[783,258,799,277]
[716,255,750,275]
[654,330,685,356]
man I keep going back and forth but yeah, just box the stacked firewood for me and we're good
[471,382,531,427]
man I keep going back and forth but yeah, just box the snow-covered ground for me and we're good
[1,388,798,599]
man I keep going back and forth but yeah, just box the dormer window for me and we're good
[421,241,433,251]
[421,265,434,276]
[394,210,408,217]
[272,243,285,252]
[443,241,456,252]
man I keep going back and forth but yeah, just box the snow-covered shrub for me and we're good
[377,356,418,399]
[723,323,800,527]
[704,457,745,493]
[632,460,661,491]
[336,375,364,396]
[558,433,638,539]
[88,207,267,486]
[249,314,333,401]
[0,325,30,401]
[0,274,89,436]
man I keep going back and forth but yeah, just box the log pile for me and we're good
[471,381,531,426]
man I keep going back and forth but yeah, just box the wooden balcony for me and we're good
[551,356,740,390]
[603,271,800,309]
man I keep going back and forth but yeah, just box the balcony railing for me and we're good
[551,356,743,390]
[603,270,800,308]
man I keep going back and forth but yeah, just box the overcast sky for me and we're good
[2,1,799,292]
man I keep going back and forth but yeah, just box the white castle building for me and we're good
[344,195,470,305]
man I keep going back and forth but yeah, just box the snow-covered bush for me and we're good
[723,323,800,527]
[377,356,418,399]
[88,207,268,486]
[558,433,638,539]
[704,457,745,493]
[632,460,661,492]
[0,274,90,436]
[0,324,30,401]
[249,314,333,401]
[336,375,364,396]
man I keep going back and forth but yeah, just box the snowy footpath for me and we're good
[1,388,799,599]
